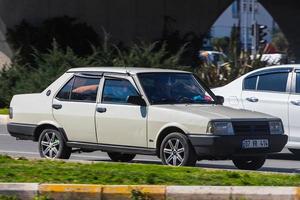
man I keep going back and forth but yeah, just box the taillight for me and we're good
[9,107,13,119]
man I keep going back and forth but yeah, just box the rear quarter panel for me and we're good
[212,78,244,109]
[10,73,73,126]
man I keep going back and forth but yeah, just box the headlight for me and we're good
[207,121,234,135]
[269,121,284,135]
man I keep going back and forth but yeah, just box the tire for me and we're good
[232,156,266,170]
[288,148,300,156]
[38,129,72,159]
[107,152,136,162]
[160,132,197,167]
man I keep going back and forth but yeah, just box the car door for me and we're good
[52,73,101,143]
[95,75,147,147]
[288,69,300,145]
[241,68,292,135]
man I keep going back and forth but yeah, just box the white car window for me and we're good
[102,79,138,104]
[56,75,101,102]
[56,77,75,100]
[296,72,300,93]
[70,76,100,102]
[244,76,258,90]
[257,73,288,92]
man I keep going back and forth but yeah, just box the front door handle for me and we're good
[246,97,259,103]
[291,100,300,106]
[96,107,107,113]
[52,104,62,110]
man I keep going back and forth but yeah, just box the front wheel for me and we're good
[160,132,197,167]
[38,129,72,159]
[232,156,266,170]
[288,148,300,156]
[107,152,136,162]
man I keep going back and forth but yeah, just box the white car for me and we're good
[7,67,287,170]
[213,64,300,156]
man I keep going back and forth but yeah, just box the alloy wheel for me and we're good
[40,131,60,159]
[163,138,185,166]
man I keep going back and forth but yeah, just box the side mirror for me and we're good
[127,96,147,106]
[215,95,224,105]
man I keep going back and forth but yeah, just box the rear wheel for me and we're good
[232,156,266,170]
[38,129,72,159]
[160,132,197,167]
[288,148,300,156]
[107,152,136,162]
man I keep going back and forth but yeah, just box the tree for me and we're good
[271,29,289,53]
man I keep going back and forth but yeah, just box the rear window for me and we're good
[56,77,74,101]
[56,75,100,102]
[257,73,288,92]
[244,76,257,90]
[70,76,100,102]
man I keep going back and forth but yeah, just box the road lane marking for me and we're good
[0,134,9,136]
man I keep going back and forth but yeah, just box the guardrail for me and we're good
[0,183,299,200]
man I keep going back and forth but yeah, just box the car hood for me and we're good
[153,104,276,120]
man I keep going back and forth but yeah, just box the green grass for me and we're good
[0,108,9,115]
[0,155,299,186]
[0,196,18,200]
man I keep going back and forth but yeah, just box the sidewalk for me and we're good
[0,183,299,200]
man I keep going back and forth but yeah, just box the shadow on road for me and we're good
[268,153,300,161]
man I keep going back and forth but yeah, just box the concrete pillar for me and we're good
[260,0,300,62]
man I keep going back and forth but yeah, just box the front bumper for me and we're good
[188,134,288,158]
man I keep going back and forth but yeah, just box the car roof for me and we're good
[67,67,190,75]
[242,64,300,76]
[253,64,299,70]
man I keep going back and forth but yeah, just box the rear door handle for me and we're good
[96,107,107,113]
[246,97,259,103]
[291,100,300,106]
[52,104,62,110]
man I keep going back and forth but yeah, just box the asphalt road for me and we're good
[1,124,299,173]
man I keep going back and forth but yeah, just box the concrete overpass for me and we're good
[0,0,299,61]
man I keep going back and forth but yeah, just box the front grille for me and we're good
[232,121,270,136]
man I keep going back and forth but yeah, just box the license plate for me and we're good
[242,139,269,149]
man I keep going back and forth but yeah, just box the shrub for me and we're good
[0,42,96,106]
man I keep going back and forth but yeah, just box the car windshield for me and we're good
[138,73,215,105]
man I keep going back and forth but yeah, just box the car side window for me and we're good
[244,76,257,90]
[70,76,101,102]
[56,77,75,100]
[257,72,288,92]
[296,73,300,93]
[102,79,139,104]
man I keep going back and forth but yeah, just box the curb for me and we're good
[0,183,38,199]
[0,184,299,200]
[0,114,9,125]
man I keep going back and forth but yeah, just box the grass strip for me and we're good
[0,155,299,186]
[0,108,8,115]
